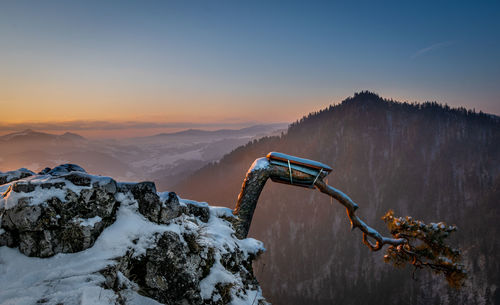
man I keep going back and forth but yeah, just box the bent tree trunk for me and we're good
[232,153,466,287]
[232,156,404,249]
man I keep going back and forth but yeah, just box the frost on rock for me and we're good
[0,164,268,305]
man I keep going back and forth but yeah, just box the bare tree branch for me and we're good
[314,179,406,251]
[232,154,465,287]
[233,157,405,251]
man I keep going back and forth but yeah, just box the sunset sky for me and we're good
[1,0,499,137]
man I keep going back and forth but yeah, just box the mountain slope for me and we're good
[175,92,500,305]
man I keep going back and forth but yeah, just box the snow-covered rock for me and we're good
[0,165,267,305]
[0,168,34,185]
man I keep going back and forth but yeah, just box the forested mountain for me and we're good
[175,92,500,305]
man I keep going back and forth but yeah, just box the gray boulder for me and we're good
[0,170,118,257]
[131,182,182,224]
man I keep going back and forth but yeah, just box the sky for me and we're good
[0,0,499,137]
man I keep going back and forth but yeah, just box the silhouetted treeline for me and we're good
[290,91,498,132]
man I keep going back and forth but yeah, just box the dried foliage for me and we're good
[382,210,466,288]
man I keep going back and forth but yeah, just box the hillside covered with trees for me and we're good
[175,92,500,305]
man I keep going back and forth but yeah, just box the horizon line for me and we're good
[0,121,290,139]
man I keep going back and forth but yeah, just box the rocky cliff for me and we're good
[0,165,267,305]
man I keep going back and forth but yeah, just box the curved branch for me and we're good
[232,158,270,239]
[314,180,406,251]
[233,157,406,252]
[232,154,465,287]
[233,158,323,239]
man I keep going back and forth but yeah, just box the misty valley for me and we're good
[0,124,285,190]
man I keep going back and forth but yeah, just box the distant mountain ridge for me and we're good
[0,129,87,143]
[175,91,500,305]
[0,124,286,192]
[0,124,287,141]
[146,124,287,138]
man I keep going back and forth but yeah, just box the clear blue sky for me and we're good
[1,0,499,133]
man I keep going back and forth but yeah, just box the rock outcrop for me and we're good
[0,168,34,185]
[0,165,267,305]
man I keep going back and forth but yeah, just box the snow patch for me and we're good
[75,216,102,227]
[249,157,269,171]
[0,174,115,210]
[200,255,235,299]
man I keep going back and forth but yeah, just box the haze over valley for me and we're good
[0,124,286,190]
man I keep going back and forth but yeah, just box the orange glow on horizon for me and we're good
[1,87,332,126]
